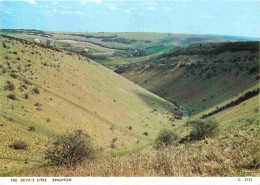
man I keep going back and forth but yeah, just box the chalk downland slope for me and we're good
[17,95,260,177]
[118,42,259,116]
[0,35,181,175]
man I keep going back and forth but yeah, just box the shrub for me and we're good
[23,93,29,99]
[112,137,117,143]
[34,102,42,106]
[7,93,17,100]
[185,119,219,141]
[24,79,32,85]
[45,130,96,166]
[32,87,40,94]
[28,126,35,132]
[10,141,28,150]
[20,84,27,90]
[155,129,179,147]
[4,81,15,91]
[10,73,18,79]
[110,143,116,149]
[109,126,114,131]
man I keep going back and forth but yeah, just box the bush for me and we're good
[4,81,15,91]
[28,126,35,132]
[32,87,40,94]
[186,119,219,141]
[34,102,42,106]
[10,141,28,150]
[10,73,18,79]
[155,129,179,147]
[24,79,32,85]
[23,93,29,99]
[7,93,17,100]
[45,130,96,166]
[110,137,117,149]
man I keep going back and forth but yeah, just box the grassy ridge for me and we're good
[0,35,182,175]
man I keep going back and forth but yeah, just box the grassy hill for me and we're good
[0,35,183,175]
[14,95,260,176]
[0,33,259,177]
[118,42,259,116]
[1,29,256,70]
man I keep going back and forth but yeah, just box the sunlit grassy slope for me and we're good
[0,35,182,175]
[119,42,259,115]
[15,95,260,177]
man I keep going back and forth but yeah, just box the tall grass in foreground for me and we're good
[19,136,259,176]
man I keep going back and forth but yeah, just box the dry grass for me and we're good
[17,135,259,177]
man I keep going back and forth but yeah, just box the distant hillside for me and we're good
[1,29,258,69]
[118,42,259,116]
[0,35,182,174]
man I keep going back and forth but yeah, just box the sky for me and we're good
[0,0,259,38]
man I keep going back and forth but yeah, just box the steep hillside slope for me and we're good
[118,42,259,115]
[0,35,181,174]
[17,94,260,177]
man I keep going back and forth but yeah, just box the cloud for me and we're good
[147,6,158,11]
[106,5,117,10]
[0,0,37,4]
[79,0,102,3]
[74,11,83,14]
[125,10,132,14]
[61,10,83,15]
[24,0,36,4]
